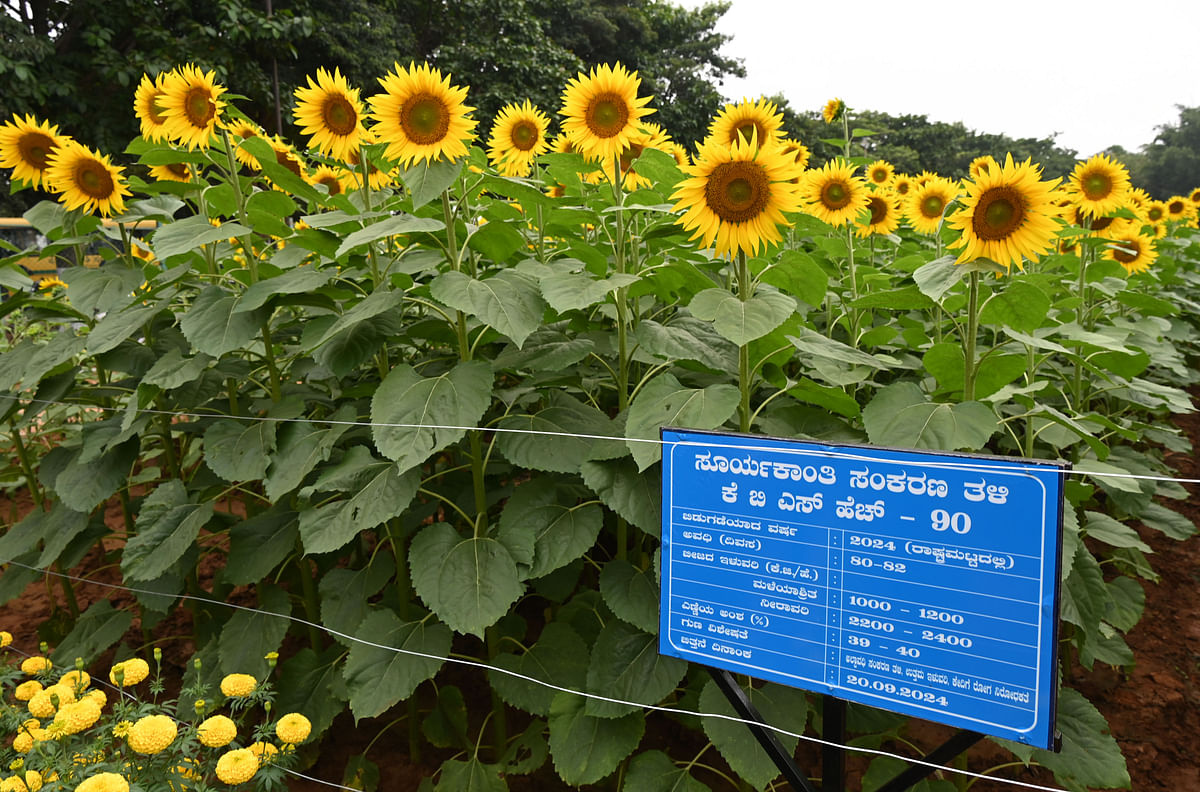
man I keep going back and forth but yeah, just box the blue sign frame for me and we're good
[659,428,1066,749]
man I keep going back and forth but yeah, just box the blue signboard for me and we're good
[659,428,1066,749]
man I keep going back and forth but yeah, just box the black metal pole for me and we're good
[873,730,985,792]
[706,667,819,792]
[822,695,846,792]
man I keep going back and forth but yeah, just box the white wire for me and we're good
[3,561,1067,792]
[3,394,1198,485]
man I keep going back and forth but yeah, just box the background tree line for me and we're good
[3,0,1199,216]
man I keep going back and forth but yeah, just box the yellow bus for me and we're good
[0,217,157,285]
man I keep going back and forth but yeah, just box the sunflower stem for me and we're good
[9,419,44,510]
[963,271,981,402]
[736,250,753,433]
[610,154,631,561]
[358,148,383,287]
[1023,343,1038,457]
[845,224,860,348]
[1072,248,1090,409]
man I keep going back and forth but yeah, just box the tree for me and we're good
[1131,106,1200,199]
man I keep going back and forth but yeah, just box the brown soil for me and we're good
[2,394,1197,791]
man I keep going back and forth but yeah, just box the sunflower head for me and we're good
[905,176,961,234]
[865,160,895,189]
[822,98,845,124]
[134,73,173,143]
[44,141,131,217]
[892,174,913,197]
[671,135,803,258]
[1165,195,1195,221]
[707,96,784,149]
[777,139,810,178]
[946,153,1062,272]
[158,64,226,150]
[220,118,265,169]
[856,192,900,238]
[602,121,673,189]
[370,61,476,167]
[294,67,366,162]
[1144,200,1168,224]
[1067,153,1130,218]
[800,159,869,227]
[560,62,655,163]
[487,100,551,177]
[148,162,193,183]
[0,114,67,189]
[968,155,998,182]
[1102,222,1157,275]
[308,165,345,197]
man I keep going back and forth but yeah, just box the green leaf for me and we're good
[494,328,594,372]
[218,584,291,679]
[50,600,133,667]
[152,215,250,260]
[861,757,955,792]
[121,481,214,581]
[409,523,524,638]
[849,285,934,310]
[496,393,613,474]
[585,621,687,718]
[141,349,212,390]
[688,289,797,347]
[180,286,265,357]
[335,214,446,258]
[978,280,1051,332]
[240,136,324,204]
[923,345,1026,398]
[1105,576,1145,633]
[581,458,661,538]
[220,507,298,586]
[700,680,809,790]
[625,373,739,471]
[371,361,493,474]
[298,457,419,554]
[86,299,165,356]
[757,249,827,308]
[1001,688,1128,791]
[633,318,737,373]
[264,412,353,502]
[304,287,404,352]
[343,609,452,721]
[423,684,469,749]
[548,693,644,786]
[787,327,890,370]
[238,265,332,312]
[50,439,139,513]
[490,621,589,716]
[498,479,602,579]
[399,158,464,210]
[320,556,396,646]
[276,647,347,739]
[62,263,144,316]
[467,220,527,263]
[599,560,659,634]
[1083,511,1151,551]
[0,504,55,564]
[435,758,508,792]
[539,271,639,313]
[1137,501,1195,539]
[1061,544,1106,637]
[862,383,998,451]
[203,419,277,482]
[1071,459,1142,493]
[34,503,91,568]
[912,254,963,302]
[430,270,546,348]
[623,750,712,792]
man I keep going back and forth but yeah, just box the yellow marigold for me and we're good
[197,715,237,748]
[0,632,11,648]
[83,689,106,708]
[274,713,311,744]
[13,681,42,702]
[108,659,149,687]
[126,715,177,755]
[27,691,58,719]
[247,742,278,763]
[74,773,129,792]
[0,770,41,792]
[111,721,132,738]
[11,729,48,754]
[19,657,50,675]
[52,698,102,735]
[215,748,259,785]
[59,670,90,691]
[219,674,257,698]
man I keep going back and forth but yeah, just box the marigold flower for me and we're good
[13,681,42,701]
[27,691,58,719]
[247,741,279,762]
[52,698,102,735]
[83,689,106,708]
[219,673,257,698]
[108,658,149,687]
[0,631,11,648]
[111,721,132,738]
[215,748,259,785]
[0,770,41,792]
[126,714,177,754]
[197,715,237,748]
[275,712,311,744]
[59,670,90,691]
[19,657,50,675]
[74,773,129,792]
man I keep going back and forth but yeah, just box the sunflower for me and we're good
[1102,223,1157,275]
[968,155,998,181]
[43,142,131,217]
[370,61,475,166]
[560,62,655,163]
[892,174,914,197]
[855,192,901,237]
[905,176,960,234]
[707,96,784,149]
[341,136,397,191]
[822,97,844,124]
[946,154,1061,272]
[549,133,580,155]
[865,159,894,189]
[294,67,365,162]
[308,165,345,196]
[0,114,67,189]
[148,162,193,183]
[487,100,551,177]
[1165,195,1194,222]
[672,134,803,258]
[222,118,264,168]
[265,136,305,183]
[600,120,673,189]
[1126,186,1150,211]
[133,73,172,142]
[158,64,226,150]
[800,159,869,227]
[664,140,690,168]
[1189,187,1200,205]
[1067,153,1130,218]
[778,138,810,175]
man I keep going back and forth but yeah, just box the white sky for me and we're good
[673,0,1200,157]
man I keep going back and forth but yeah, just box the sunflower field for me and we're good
[0,60,1197,792]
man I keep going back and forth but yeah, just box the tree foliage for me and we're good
[1123,106,1200,199]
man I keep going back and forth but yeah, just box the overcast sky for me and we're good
[674,0,1200,157]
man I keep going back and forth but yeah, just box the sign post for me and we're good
[659,428,1066,787]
